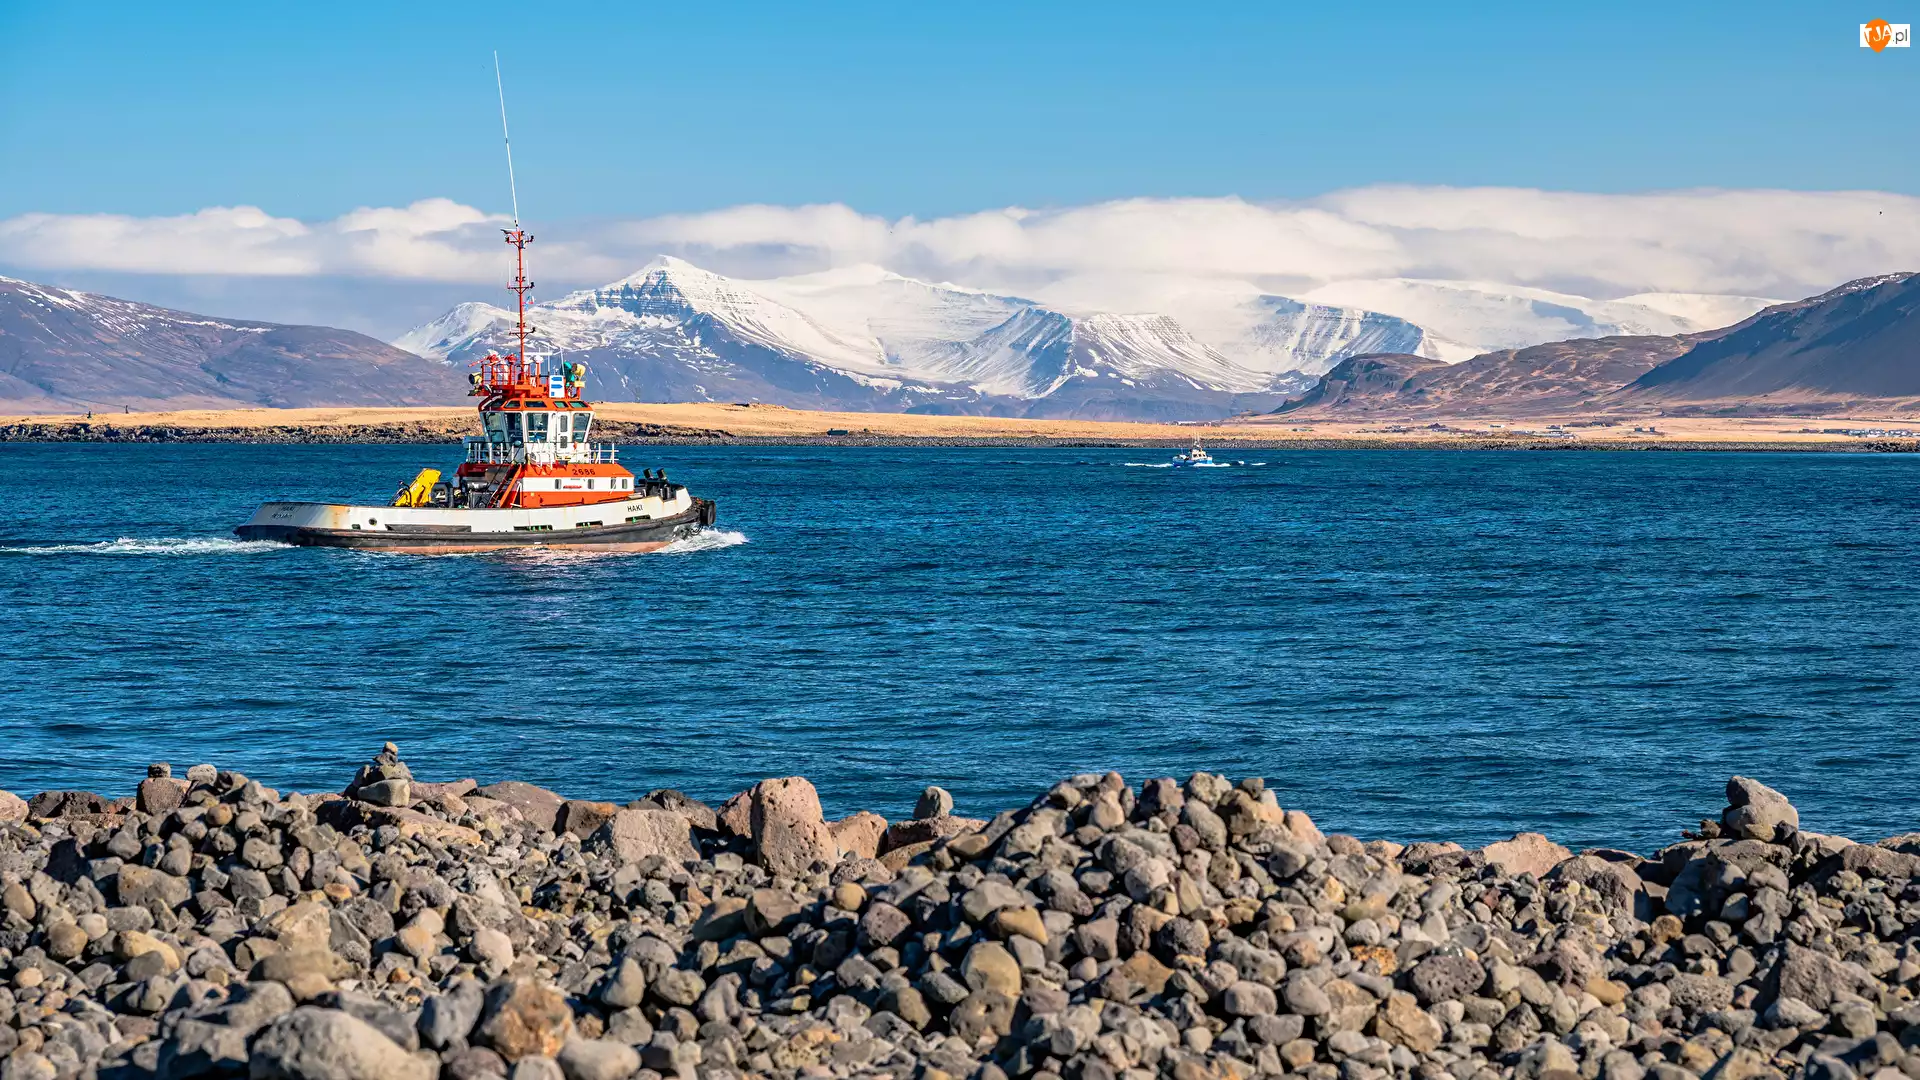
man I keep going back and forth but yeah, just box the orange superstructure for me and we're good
[452,229,639,510]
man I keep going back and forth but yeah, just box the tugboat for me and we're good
[1169,439,1215,467]
[236,231,715,553]
[236,64,715,553]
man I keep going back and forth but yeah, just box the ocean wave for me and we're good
[656,529,749,555]
[0,537,287,556]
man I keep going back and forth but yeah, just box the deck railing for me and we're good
[463,440,619,465]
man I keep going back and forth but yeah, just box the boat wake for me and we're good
[1120,462,1267,469]
[656,529,749,555]
[368,528,752,561]
[0,537,287,556]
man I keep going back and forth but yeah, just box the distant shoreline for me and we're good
[4,402,1918,452]
[5,423,1919,453]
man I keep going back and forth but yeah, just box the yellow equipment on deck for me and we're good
[392,468,441,507]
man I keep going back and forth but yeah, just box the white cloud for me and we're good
[6,187,1919,307]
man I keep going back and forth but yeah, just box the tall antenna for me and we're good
[494,51,520,228]
[493,51,533,374]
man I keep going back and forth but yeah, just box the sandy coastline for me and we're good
[4,403,1920,450]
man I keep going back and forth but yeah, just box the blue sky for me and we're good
[3,1,1916,222]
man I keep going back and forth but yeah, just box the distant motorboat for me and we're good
[1170,440,1215,467]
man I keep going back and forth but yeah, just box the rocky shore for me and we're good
[0,749,1915,1080]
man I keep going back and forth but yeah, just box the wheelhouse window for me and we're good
[575,413,592,441]
[526,412,550,442]
[505,412,523,441]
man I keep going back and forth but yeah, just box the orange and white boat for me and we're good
[236,229,716,554]
[239,62,715,553]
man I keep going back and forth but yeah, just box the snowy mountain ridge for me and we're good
[1295,278,1779,355]
[393,257,1315,418]
[392,258,1781,420]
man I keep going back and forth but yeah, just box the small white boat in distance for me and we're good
[1169,440,1215,467]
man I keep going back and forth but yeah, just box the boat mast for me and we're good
[495,52,533,380]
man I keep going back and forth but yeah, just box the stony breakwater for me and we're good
[0,748,1915,1080]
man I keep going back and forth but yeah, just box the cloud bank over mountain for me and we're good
[6,187,1916,307]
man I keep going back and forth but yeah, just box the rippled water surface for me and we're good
[4,443,1917,851]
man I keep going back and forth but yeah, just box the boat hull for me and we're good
[237,499,716,554]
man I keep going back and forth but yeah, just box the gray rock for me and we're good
[651,968,705,1007]
[1773,943,1874,1010]
[914,786,955,819]
[420,979,486,1049]
[1248,1013,1305,1045]
[1282,975,1331,1016]
[584,808,696,864]
[473,781,565,831]
[248,1006,436,1080]
[1225,981,1279,1016]
[859,901,912,948]
[1763,994,1824,1029]
[597,957,647,1009]
[555,1038,641,1080]
[506,1057,563,1080]
[358,778,411,807]
[1666,972,1735,1013]
[469,927,514,976]
[1,1053,55,1080]
[1408,954,1485,1004]
[1722,776,1799,841]
[442,1048,509,1080]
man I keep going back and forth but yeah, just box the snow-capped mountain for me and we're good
[1240,296,1470,369]
[396,258,1308,419]
[913,308,1272,397]
[742,264,1034,374]
[395,257,1788,419]
[1012,274,1465,376]
[1294,279,1780,354]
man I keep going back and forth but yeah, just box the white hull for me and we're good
[235,490,712,553]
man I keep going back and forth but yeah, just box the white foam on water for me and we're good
[1120,462,1270,468]
[0,537,287,556]
[655,529,749,555]
[499,528,750,562]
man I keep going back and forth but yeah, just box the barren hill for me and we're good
[0,277,469,412]
[1621,273,1920,411]
[1274,274,1920,418]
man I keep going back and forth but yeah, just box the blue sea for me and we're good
[4,443,1917,852]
